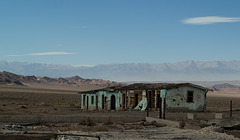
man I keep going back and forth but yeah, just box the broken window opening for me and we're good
[187,91,194,103]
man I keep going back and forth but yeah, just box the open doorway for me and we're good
[110,95,116,110]
[134,93,138,107]
[87,96,89,110]
[102,94,104,109]
[157,94,160,108]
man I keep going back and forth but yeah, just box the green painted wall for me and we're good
[164,85,207,112]
[81,85,207,112]
[81,91,121,110]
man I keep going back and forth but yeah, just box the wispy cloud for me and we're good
[7,54,23,56]
[182,16,240,25]
[28,52,73,56]
[7,52,74,56]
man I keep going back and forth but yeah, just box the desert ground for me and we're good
[0,85,240,139]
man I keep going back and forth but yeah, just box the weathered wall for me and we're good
[81,94,97,110]
[97,91,121,110]
[81,85,207,112]
[128,90,144,109]
[81,91,121,111]
[165,85,207,112]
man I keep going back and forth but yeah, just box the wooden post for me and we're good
[159,97,162,119]
[147,90,149,117]
[163,98,166,119]
[230,100,232,118]
[155,90,157,111]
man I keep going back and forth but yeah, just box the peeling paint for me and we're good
[80,83,208,112]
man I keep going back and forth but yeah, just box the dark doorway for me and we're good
[111,95,116,110]
[157,94,160,108]
[96,95,98,110]
[134,94,138,107]
[87,96,89,110]
[151,91,155,108]
[102,95,104,109]
[148,91,152,108]
[83,95,86,107]
[122,94,125,109]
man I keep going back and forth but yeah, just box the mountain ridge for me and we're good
[0,71,119,89]
[1,60,240,81]
[210,83,240,94]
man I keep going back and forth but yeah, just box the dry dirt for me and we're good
[0,85,240,140]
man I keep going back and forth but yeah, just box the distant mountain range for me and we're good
[1,60,240,82]
[0,71,119,90]
[1,70,240,93]
[210,83,240,94]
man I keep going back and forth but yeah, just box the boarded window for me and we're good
[91,96,94,104]
[187,91,194,103]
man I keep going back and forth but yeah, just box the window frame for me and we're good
[187,90,194,103]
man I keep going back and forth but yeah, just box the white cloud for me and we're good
[7,54,23,56]
[8,52,74,56]
[28,52,74,56]
[182,16,240,25]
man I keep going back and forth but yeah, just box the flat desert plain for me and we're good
[0,85,240,140]
[0,85,240,115]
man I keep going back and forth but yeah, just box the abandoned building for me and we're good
[79,83,211,112]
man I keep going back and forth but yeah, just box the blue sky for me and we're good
[1,0,240,66]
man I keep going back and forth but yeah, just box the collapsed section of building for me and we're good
[79,83,211,112]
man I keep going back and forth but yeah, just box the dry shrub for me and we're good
[69,103,75,107]
[80,119,87,125]
[41,122,52,127]
[130,125,144,130]
[80,117,96,126]
[142,121,166,128]
[59,126,76,131]
[104,117,113,125]
[86,117,96,126]
[59,123,77,131]
[93,125,109,132]
[154,122,166,127]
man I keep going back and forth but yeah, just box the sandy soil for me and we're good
[208,91,240,98]
[207,92,240,112]
[0,85,240,139]
[1,122,239,140]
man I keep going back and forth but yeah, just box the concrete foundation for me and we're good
[187,113,197,120]
[215,113,225,119]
